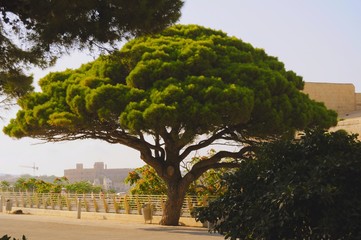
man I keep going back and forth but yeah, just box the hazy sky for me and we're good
[1,1,361,176]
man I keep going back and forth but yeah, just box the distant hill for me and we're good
[0,174,59,183]
[0,174,21,182]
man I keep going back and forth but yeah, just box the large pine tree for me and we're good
[4,25,337,225]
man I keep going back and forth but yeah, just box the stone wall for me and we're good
[303,82,356,115]
[356,93,361,110]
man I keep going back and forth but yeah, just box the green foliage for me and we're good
[51,176,69,193]
[186,150,230,196]
[0,180,10,191]
[187,168,227,197]
[14,177,34,192]
[4,24,336,140]
[12,176,102,194]
[0,72,34,99]
[14,177,52,193]
[196,130,361,240]
[65,181,102,194]
[3,24,338,225]
[0,0,183,100]
[125,165,167,195]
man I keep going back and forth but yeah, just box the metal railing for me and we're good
[0,192,215,217]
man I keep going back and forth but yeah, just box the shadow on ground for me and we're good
[139,227,221,237]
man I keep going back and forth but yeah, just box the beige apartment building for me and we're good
[303,82,361,116]
[64,162,131,192]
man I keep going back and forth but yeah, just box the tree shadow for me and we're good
[139,227,221,237]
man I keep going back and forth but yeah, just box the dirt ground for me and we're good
[0,213,223,240]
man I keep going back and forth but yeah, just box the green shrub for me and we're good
[197,130,361,239]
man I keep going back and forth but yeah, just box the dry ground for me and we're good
[0,213,223,240]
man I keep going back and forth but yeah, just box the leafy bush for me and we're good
[197,130,361,239]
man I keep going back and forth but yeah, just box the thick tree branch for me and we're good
[29,125,166,171]
[179,128,230,161]
[191,145,255,171]
[180,146,256,189]
[182,161,242,188]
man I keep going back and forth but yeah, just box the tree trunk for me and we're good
[159,182,187,226]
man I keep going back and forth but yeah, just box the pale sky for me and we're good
[1,0,361,176]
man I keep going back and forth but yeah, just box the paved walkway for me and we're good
[0,213,223,240]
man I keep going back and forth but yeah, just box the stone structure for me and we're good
[64,162,132,192]
[356,93,361,111]
[303,82,361,115]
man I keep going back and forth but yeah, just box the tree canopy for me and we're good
[3,24,337,225]
[0,0,183,100]
[196,130,361,239]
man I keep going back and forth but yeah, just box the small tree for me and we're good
[125,165,167,195]
[0,180,10,191]
[4,25,337,225]
[33,179,53,193]
[196,130,361,239]
[52,177,69,193]
[65,181,102,194]
[13,177,37,192]
[13,178,26,192]
[13,177,52,193]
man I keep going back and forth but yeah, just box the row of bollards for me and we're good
[74,197,153,223]
[0,196,154,226]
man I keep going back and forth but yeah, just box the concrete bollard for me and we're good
[0,195,3,213]
[77,198,81,219]
[6,199,12,213]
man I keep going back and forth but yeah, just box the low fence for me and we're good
[0,192,214,217]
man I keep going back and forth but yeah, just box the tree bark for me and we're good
[159,181,187,226]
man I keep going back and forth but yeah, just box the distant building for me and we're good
[64,162,132,192]
[303,82,361,116]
